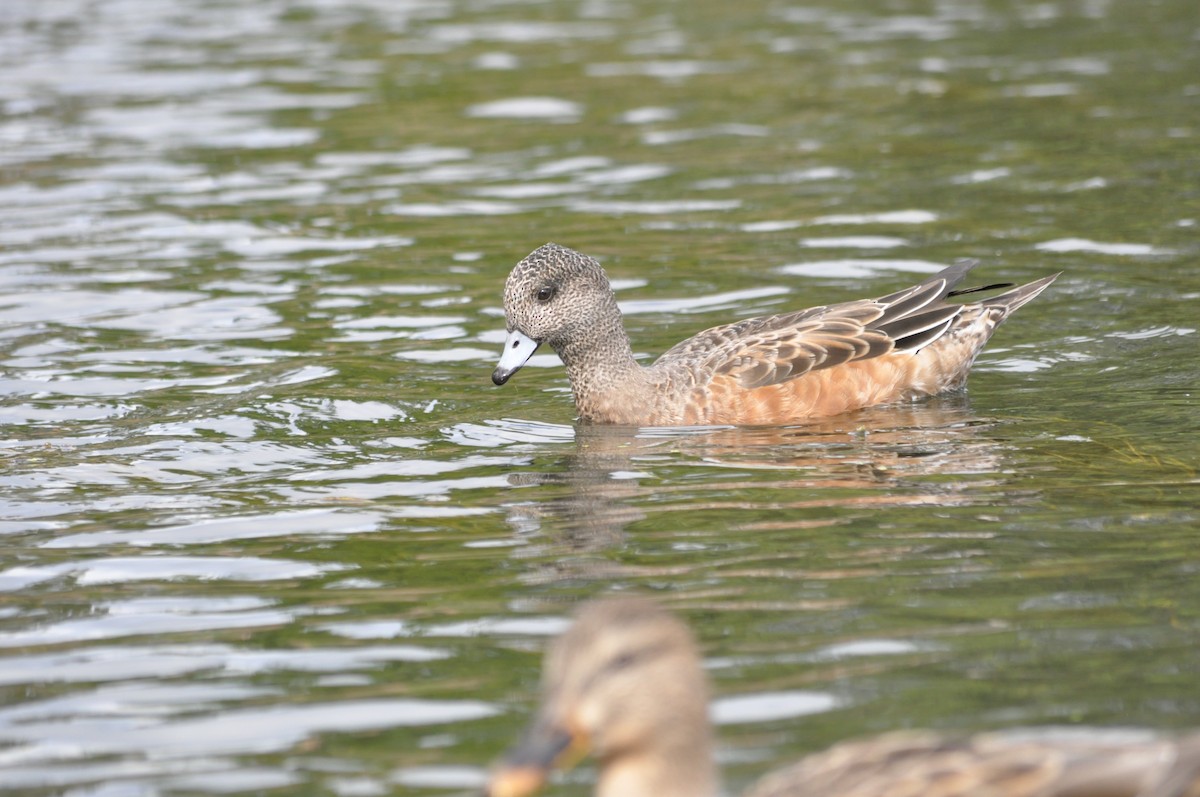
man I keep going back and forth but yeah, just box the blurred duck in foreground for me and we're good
[492,244,1059,425]
[486,596,1200,797]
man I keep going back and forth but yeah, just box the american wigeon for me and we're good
[486,596,1200,797]
[492,244,1058,425]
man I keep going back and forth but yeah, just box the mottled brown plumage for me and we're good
[491,244,1059,425]
[486,596,1200,797]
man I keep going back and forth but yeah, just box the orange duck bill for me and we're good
[485,717,587,797]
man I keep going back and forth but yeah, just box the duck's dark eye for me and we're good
[536,285,555,303]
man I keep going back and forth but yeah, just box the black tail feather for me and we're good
[947,282,1015,298]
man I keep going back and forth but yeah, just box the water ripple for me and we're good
[42,509,386,549]
[0,596,294,648]
[0,556,345,591]
[0,695,497,763]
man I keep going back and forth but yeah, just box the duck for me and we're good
[491,244,1059,425]
[485,596,1200,797]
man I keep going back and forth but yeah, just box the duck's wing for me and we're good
[662,263,975,391]
[743,730,1200,797]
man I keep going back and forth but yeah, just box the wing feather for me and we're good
[877,306,963,349]
[656,261,1009,391]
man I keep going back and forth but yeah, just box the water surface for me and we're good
[1,0,1198,795]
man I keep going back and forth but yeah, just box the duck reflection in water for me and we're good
[502,395,1019,573]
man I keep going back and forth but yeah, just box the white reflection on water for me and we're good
[696,166,851,188]
[292,454,515,482]
[778,258,946,280]
[619,286,789,315]
[382,199,524,216]
[420,615,571,638]
[951,167,1011,184]
[441,419,576,448]
[0,556,345,591]
[395,346,497,362]
[585,60,738,79]
[569,198,742,214]
[811,210,939,225]
[1108,326,1196,340]
[0,596,293,648]
[42,509,386,548]
[318,147,472,169]
[1034,238,1174,256]
[579,163,674,184]
[710,691,842,725]
[1002,82,1078,97]
[645,124,770,147]
[0,643,449,686]
[92,296,290,341]
[282,474,513,501]
[428,21,614,44]
[390,765,488,789]
[321,615,571,640]
[465,97,583,120]
[222,233,411,257]
[619,106,678,124]
[0,289,202,324]
[798,236,908,249]
[0,695,497,762]
[0,373,240,399]
[470,182,589,199]
[0,402,135,424]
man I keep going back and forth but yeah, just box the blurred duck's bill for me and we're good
[493,329,540,385]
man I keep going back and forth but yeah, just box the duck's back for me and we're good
[642,266,1058,426]
[744,730,1200,797]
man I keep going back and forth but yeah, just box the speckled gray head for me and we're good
[492,243,616,386]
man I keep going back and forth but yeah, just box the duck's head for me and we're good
[492,243,617,386]
[485,596,713,797]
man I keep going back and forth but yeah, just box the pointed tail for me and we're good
[986,272,1061,316]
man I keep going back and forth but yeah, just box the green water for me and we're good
[1,0,1197,794]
